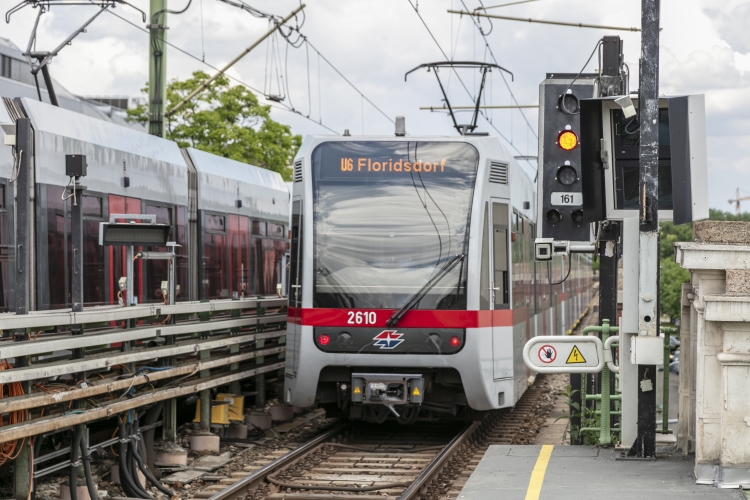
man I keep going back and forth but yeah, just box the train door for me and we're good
[489,200,512,380]
[285,199,303,378]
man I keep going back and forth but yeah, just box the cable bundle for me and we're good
[0,359,28,465]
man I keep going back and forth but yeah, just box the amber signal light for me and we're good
[558,130,578,151]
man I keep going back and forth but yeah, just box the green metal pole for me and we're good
[149,0,167,137]
[599,320,611,446]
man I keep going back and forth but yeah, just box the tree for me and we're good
[128,71,302,181]
[658,209,750,321]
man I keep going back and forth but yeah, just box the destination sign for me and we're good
[311,141,479,182]
[339,157,448,174]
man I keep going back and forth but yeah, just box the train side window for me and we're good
[82,196,102,218]
[268,223,284,238]
[289,200,302,307]
[204,214,225,232]
[252,221,267,236]
[480,203,490,310]
[492,202,509,308]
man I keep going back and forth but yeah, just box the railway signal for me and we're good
[537,73,597,242]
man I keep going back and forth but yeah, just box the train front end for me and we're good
[284,136,533,421]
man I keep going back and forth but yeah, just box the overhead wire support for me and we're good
[456,0,537,140]
[448,9,642,32]
[105,7,340,134]
[166,3,306,117]
[405,61,512,135]
[405,0,534,167]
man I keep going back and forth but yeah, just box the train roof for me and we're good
[184,147,289,224]
[18,97,189,206]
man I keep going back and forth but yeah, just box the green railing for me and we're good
[579,319,620,445]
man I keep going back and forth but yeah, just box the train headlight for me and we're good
[317,334,331,346]
[337,332,353,347]
[558,130,578,151]
[449,336,461,348]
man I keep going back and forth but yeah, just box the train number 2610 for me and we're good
[347,311,377,325]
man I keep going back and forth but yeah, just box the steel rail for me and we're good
[207,423,347,500]
[397,421,481,500]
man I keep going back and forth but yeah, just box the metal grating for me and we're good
[2,97,24,122]
[294,161,303,183]
[489,162,508,184]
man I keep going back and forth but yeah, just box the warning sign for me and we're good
[353,386,362,394]
[412,387,421,396]
[566,345,586,364]
[522,335,604,373]
[538,345,557,364]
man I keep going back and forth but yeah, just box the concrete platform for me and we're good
[457,445,744,500]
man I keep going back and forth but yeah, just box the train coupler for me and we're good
[351,373,424,416]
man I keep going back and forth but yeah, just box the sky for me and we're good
[2,0,749,211]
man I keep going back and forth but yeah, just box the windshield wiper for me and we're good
[386,254,464,328]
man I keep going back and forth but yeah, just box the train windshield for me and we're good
[311,141,479,310]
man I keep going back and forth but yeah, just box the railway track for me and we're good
[200,373,564,500]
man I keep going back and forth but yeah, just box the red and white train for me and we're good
[283,135,594,422]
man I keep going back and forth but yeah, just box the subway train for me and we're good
[283,135,594,422]
[0,96,290,313]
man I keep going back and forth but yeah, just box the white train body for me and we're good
[284,135,593,421]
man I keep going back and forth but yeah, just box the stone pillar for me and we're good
[677,282,695,454]
[675,221,750,488]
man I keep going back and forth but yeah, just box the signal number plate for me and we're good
[551,192,582,206]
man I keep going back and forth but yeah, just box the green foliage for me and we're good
[127,71,302,181]
[658,209,750,320]
[554,384,581,444]
[591,254,600,272]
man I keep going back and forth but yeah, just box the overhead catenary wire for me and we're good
[406,0,534,166]
[105,8,339,134]
[166,3,306,117]
[304,39,396,126]
[460,0,538,140]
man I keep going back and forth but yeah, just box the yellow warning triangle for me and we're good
[353,386,362,394]
[412,387,421,396]
[566,345,586,364]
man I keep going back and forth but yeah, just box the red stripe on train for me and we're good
[287,307,515,328]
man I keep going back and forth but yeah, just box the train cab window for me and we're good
[492,202,509,308]
[252,221,267,236]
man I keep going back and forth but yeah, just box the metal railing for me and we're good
[0,296,287,444]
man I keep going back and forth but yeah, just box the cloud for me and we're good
[706,2,750,54]
[660,45,749,92]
